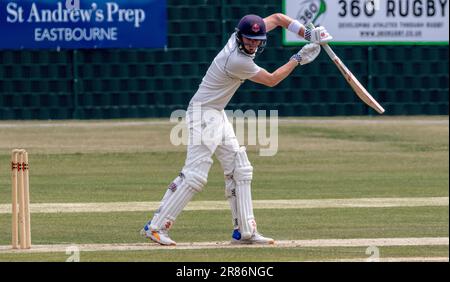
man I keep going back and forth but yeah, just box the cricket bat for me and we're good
[308,24,385,114]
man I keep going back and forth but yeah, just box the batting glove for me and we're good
[290,43,321,65]
[304,26,333,44]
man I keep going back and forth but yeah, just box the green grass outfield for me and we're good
[0,116,448,262]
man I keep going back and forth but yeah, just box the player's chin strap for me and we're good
[234,31,266,56]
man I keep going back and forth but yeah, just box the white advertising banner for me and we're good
[283,0,449,45]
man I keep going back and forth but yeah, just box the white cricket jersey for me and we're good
[189,33,261,111]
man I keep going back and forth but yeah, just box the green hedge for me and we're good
[0,0,448,119]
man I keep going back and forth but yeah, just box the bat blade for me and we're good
[305,22,385,114]
[320,43,385,114]
[333,57,385,114]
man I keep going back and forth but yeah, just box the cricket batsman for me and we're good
[141,13,333,245]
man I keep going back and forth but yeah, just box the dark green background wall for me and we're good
[0,0,448,119]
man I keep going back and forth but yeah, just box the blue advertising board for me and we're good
[0,0,167,49]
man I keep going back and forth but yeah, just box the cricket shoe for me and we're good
[231,229,275,245]
[140,221,176,246]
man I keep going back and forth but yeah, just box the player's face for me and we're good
[242,37,262,54]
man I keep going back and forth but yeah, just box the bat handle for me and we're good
[322,44,337,60]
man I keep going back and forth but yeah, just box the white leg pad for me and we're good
[150,158,212,231]
[234,147,257,239]
[225,175,239,229]
[151,173,184,224]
